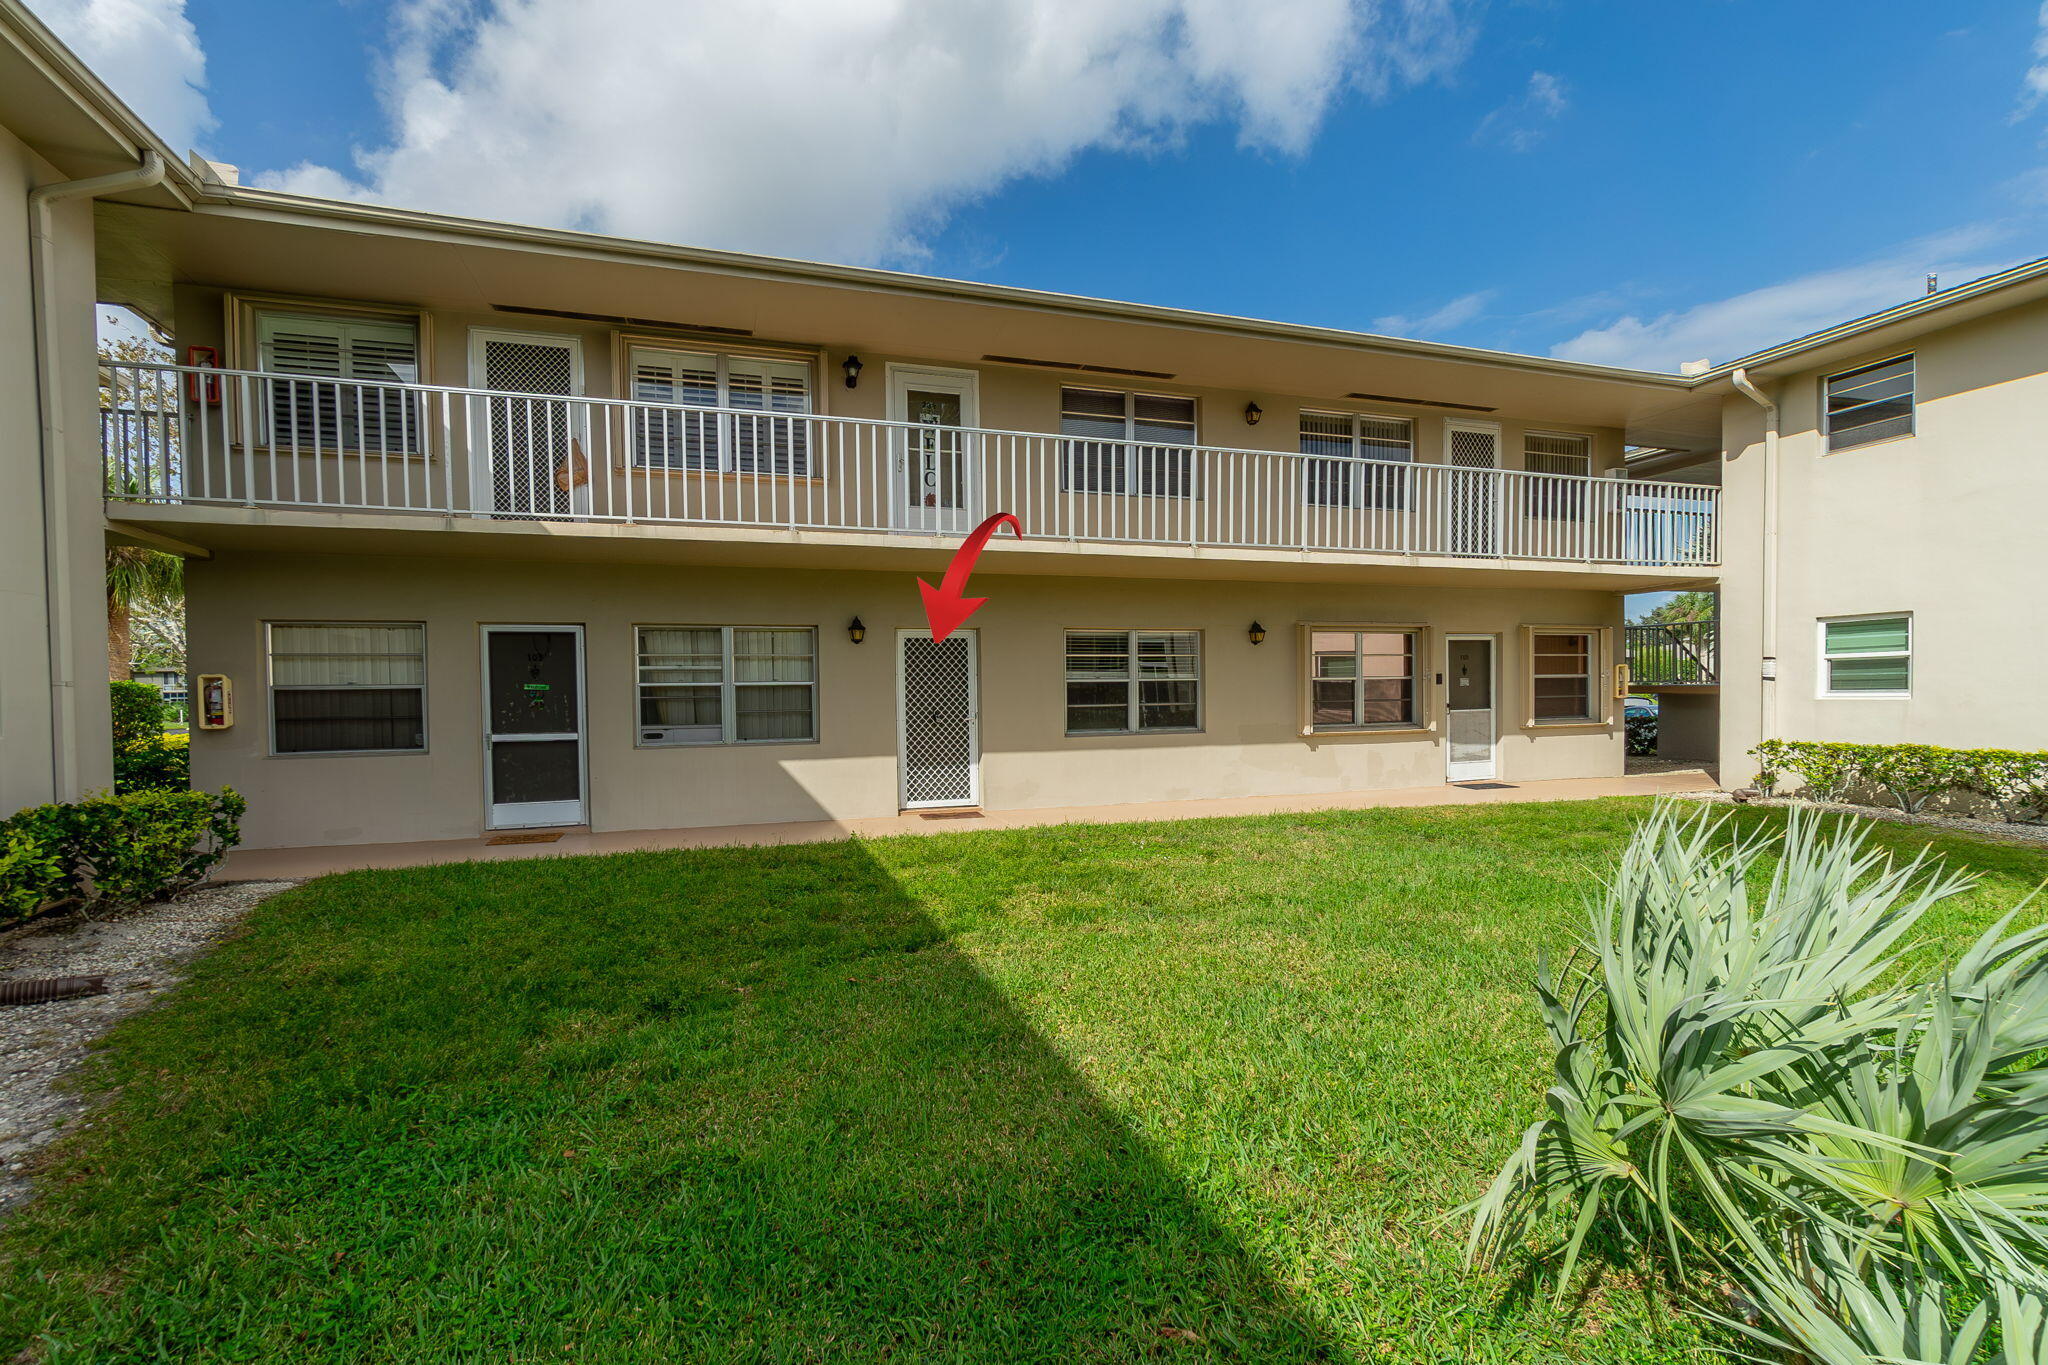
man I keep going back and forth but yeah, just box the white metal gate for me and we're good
[897,630,980,808]
[1445,421,1502,556]
[469,330,585,518]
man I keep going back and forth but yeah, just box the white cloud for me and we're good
[1549,225,2031,372]
[1471,69,1565,152]
[255,0,1477,264]
[2021,2,2048,115]
[1373,288,1494,337]
[28,0,214,152]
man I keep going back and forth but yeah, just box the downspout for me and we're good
[1730,367,1779,757]
[28,151,166,800]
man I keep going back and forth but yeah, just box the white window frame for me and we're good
[1522,432,1593,519]
[1299,410,1414,509]
[1058,387,1200,499]
[249,308,426,455]
[265,621,427,757]
[1823,354,1916,453]
[1304,626,1424,732]
[634,625,820,747]
[1063,628,1203,735]
[1817,612,1913,699]
[625,344,815,475]
[1524,627,1604,727]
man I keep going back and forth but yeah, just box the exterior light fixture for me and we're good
[1243,401,1263,426]
[1247,621,1267,645]
[842,354,864,389]
[848,617,867,644]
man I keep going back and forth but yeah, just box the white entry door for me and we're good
[1444,634,1498,782]
[887,365,979,534]
[898,629,980,808]
[1445,420,1502,556]
[469,329,586,518]
[482,625,587,828]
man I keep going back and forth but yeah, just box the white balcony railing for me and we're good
[100,362,1719,568]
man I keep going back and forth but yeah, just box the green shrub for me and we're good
[1750,739,2048,821]
[1469,804,2048,1362]
[0,787,245,926]
[114,730,189,793]
[109,679,168,748]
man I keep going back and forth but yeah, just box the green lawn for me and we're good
[3,799,2043,1363]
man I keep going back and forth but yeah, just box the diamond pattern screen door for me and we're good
[897,630,980,809]
[470,330,584,518]
[1445,421,1502,557]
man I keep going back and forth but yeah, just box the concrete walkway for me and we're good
[217,769,1720,882]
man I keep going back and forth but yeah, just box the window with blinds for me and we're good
[629,346,813,474]
[1820,615,1911,696]
[1522,432,1592,518]
[267,622,426,754]
[1059,388,1198,497]
[1825,356,1914,452]
[1530,631,1596,722]
[636,625,817,745]
[1299,412,1413,508]
[1064,629,1200,733]
[1310,629,1419,729]
[255,311,423,454]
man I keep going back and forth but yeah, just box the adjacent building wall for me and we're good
[0,125,112,813]
[187,551,1625,848]
[1718,300,2048,783]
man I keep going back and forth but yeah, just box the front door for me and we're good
[469,329,585,518]
[898,629,980,808]
[1445,635,1498,782]
[1445,421,1502,556]
[888,366,979,533]
[482,625,586,828]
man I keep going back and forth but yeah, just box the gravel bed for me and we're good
[0,880,292,1217]
[1673,791,2048,847]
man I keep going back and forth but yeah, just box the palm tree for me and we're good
[106,544,182,680]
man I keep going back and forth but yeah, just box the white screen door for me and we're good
[887,366,979,533]
[1445,634,1498,782]
[1445,421,1502,556]
[469,330,586,518]
[898,629,980,808]
[482,625,587,828]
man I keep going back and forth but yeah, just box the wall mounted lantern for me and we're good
[848,617,867,645]
[1243,401,1263,426]
[842,354,864,389]
[1247,621,1267,645]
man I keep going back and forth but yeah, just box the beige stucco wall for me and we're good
[187,550,1625,849]
[0,126,112,814]
[1718,300,2048,783]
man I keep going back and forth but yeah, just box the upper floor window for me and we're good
[267,622,425,755]
[1064,629,1201,734]
[1824,355,1914,452]
[1059,388,1197,497]
[1819,614,1911,697]
[1300,412,1412,508]
[629,345,813,475]
[1310,629,1419,729]
[255,310,422,453]
[636,625,818,745]
[1523,432,1592,518]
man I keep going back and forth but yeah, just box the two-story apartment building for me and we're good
[12,0,2041,855]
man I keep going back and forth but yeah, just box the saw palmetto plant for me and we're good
[1467,803,2048,1364]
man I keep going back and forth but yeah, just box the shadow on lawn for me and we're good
[0,836,1341,1361]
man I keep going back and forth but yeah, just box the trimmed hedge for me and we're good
[0,787,246,926]
[110,680,189,794]
[1750,739,2048,822]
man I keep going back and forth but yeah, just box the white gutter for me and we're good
[28,150,165,800]
[1730,367,1778,754]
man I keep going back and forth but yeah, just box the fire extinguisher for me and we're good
[185,345,221,405]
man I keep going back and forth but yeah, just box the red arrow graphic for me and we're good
[918,512,1023,641]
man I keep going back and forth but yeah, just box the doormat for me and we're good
[1452,782,1517,790]
[486,832,565,845]
[918,809,986,820]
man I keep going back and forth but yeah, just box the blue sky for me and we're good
[37,1,2048,374]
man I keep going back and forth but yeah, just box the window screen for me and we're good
[255,311,422,453]
[268,622,425,753]
[1821,615,1911,695]
[1310,630,1418,728]
[1300,412,1413,508]
[1065,629,1200,733]
[1059,389,1197,496]
[638,626,817,744]
[1825,356,1914,452]
[1530,631,1595,722]
[629,346,813,474]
